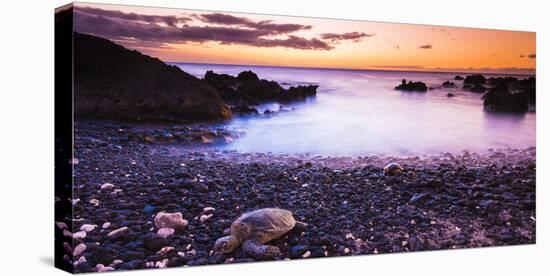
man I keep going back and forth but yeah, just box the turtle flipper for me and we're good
[294,221,308,233]
[242,240,280,260]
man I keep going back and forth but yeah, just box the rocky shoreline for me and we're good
[58,120,536,272]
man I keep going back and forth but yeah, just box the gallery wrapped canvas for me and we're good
[55,2,536,273]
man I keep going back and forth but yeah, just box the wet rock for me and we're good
[395,79,428,92]
[454,75,464,80]
[442,81,457,88]
[74,33,231,122]
[231,103,259,115]
[482,84,528,113]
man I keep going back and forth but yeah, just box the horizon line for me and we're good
[167,60,536,76]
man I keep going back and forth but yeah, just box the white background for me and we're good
[0,0,548,275]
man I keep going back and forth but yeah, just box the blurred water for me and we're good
[173,63,536,156]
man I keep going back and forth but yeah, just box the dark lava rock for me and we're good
[204,70,317,105]
[463,83,486,93]
[482,84,528,113]
[279,85,318,102]
[447,93,456,97]
[395,79,428,92]
[290,245,309,259]
[409,193,431,205]
[120,250,146,261]
[187,258,208,266]
[89,247,117,265]
[119,260,143,270]
[464,74,486,85]
[73,32,231,122]
[231,103,259,115]
[142,233,167,251]
[463,74,487,93]
[312,172,331,184]
[237,70,261,82]
[454,75,464,80]
[442,81,457,88]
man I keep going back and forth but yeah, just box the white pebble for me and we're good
[200,214,213,222]
[100,183,115,190]
[102,222,111,229]
[72,231,87,240]
[157,227,175,238]
[302,251,311,258]
[107,227,128,237]
[80,224,96,232]
[203,207,216,212]
[89,199,100,206]
[73,243,87,256]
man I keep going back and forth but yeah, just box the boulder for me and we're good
[279,85,319,102]
[230,103,259,115]
[204,70,317,105]
[482,84,528,113]
[464,74,486,85]
[236,70,261,82]
[395,79,428,92]
[74,32,231,122]
[454,75,464,80]
[442,81,457,88]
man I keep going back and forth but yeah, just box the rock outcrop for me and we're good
[463,74,487,93]
[442,81,457,88]
[74,32,231,122]
[204,70,318,105]
[482,83,528,113]
[395,79,428,92]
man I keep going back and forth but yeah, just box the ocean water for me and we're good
[173,63,536,156]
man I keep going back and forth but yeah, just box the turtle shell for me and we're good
[231,208,296,244]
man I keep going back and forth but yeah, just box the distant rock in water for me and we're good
[462,74,487,93]
[482,83,528,113]
[464,74,486,85]
[204,70,318,105]
[454,75,464,80]
[442,81,457,88]
[279,85,319,102]
[447,93,456,97]
[74,32,231,122]
[487,76,536,104]
[395,79,428,92]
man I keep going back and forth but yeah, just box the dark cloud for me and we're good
[528,53,536,59]
[198,13,311,35]
[419,44,433,49]
[320,32,373,42]
[74,7,353,51]
[76,6,191,26]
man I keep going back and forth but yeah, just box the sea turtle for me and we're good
[383,162,403,176]
[213,208,307,259]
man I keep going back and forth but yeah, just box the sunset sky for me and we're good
[73,2,536,74]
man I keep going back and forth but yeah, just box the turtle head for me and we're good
[214,235,240,253]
